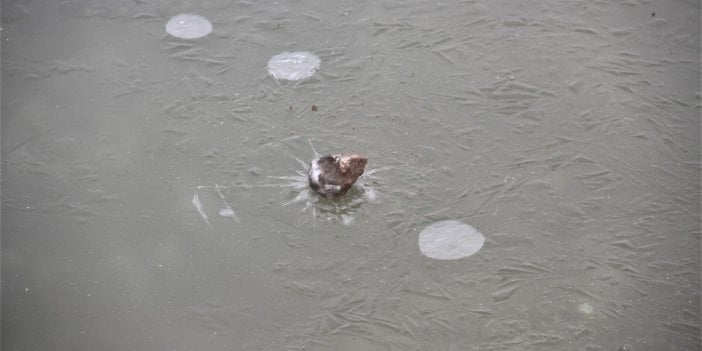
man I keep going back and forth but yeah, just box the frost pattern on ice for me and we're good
[418,220,485,260]
[165,14,213,39]
[214,183,240,223]
[192,190,212,228]
[267,51,321,81]
[192,185,240,227]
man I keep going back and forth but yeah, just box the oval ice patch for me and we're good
[266,51,321,81]
[165,14,213,39]
[418,220,485,260]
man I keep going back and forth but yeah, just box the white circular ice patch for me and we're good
[266,51,321,81]
[578,302,594,315]
[418,220,485,260]
[165,14,213,39]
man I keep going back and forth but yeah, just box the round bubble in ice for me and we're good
[165,14,213,39]
[266,51,321,81]
[418,220,485,260]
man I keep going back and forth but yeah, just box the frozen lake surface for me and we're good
[2,0,700,350]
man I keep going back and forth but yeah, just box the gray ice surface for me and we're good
[2,0,700,350]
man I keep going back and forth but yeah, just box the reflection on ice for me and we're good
[266,51,321,81]
[165,14,213,39]
[418,220,485,260]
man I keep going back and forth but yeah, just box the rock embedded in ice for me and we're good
[165,14,213,39]
[266,51,321,81]
[418,220,485,260]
